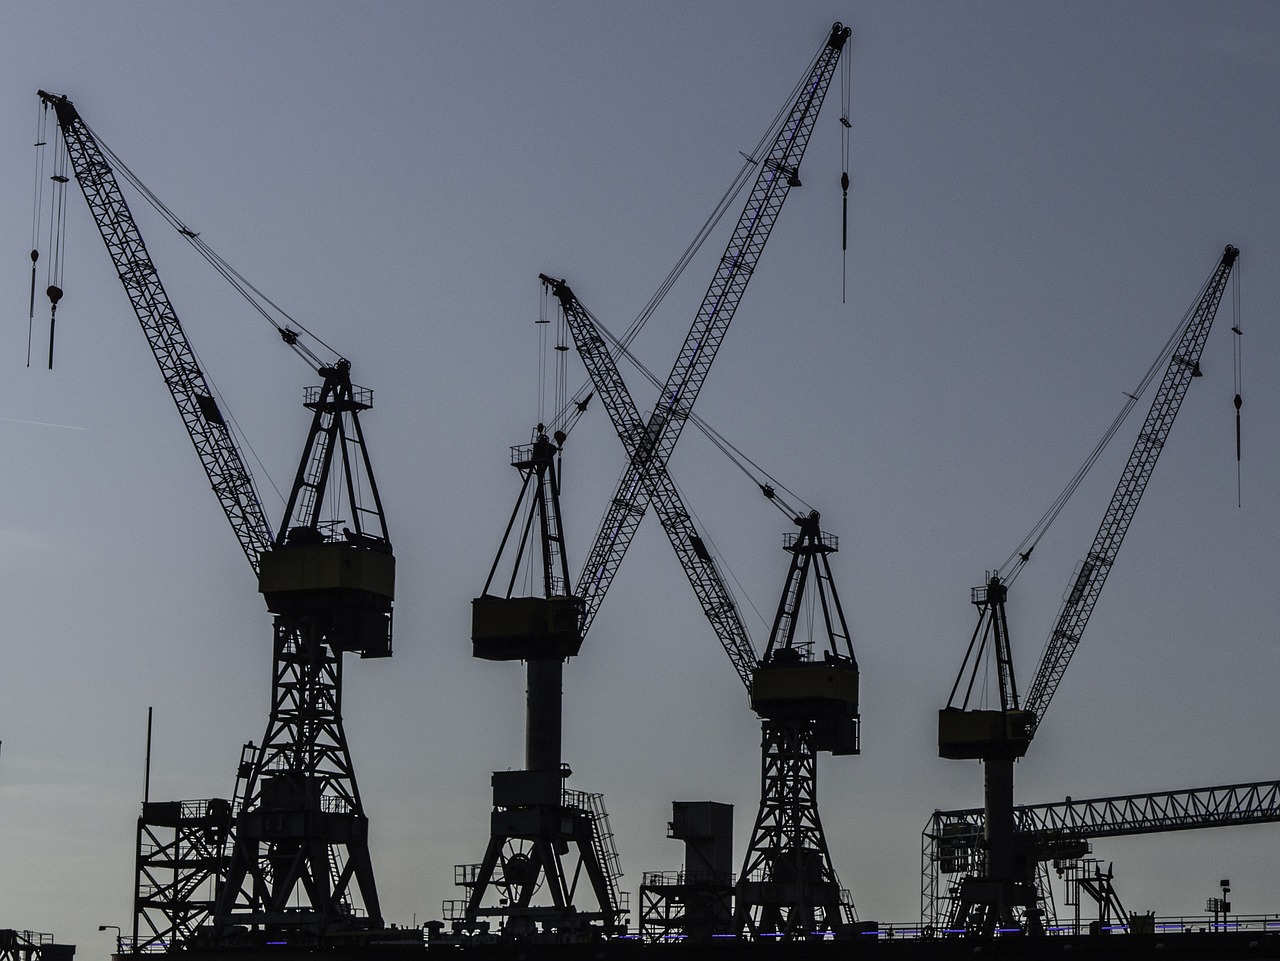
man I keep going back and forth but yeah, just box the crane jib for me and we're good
[1023,245,1239,726]
[559,23,850,666]
[39,90,276,574]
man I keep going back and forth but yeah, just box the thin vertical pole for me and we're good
[144,706,153,804]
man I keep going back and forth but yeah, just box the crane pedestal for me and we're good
[213,618,381,939]
[943,753,1041,937]
[936,710,1039,936]
[453,638,626,939]
[734,720,853,939]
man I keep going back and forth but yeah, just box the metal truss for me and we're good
[133,798,232,950]
[923,779,1280,929]
[735,721,853,937]
[213,619,380,937]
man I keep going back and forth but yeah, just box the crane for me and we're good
[937,245,1240,936]
[36,90,395,945]
[543,274,859,937]
[455,426,626,939]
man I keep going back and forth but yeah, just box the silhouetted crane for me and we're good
[37,90,396,946]
[938,245,1239,936]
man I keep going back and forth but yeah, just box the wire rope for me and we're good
[549,42,827,439]
[82,120,339,372]
[1232,260,1243,507]
[578,299,814,521]
[667,465,771,633]
[997,271,1219,586]
[29,105,49,367]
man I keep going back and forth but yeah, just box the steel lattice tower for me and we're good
[214,365,394,939]
[213,621,380,934]
[735,721,850,936]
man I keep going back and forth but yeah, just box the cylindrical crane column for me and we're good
[525,658,563,774]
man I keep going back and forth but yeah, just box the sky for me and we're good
[2,0,1279,951]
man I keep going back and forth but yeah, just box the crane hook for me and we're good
[27,250,39,368]
[46,283,63,370]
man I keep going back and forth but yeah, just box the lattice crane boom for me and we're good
[543,276,757,689]
[37,90,274,574]
[572,22,852,637]
[1022,245,1239,727]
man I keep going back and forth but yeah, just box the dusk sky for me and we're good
[2,2,1279,951]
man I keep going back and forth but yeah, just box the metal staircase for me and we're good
[565,788,626,918]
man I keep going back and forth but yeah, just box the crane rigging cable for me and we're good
[535,283,572,445]
[573,295,813,521]
[28,105,50,368]
[656,443,774,633]
[31,97,341,375]
[34,120,71,370]
[839,43,853,303]
[996,259,1231,587]
[549,37,837,442]
[1232,262,1244,507]
[78,118,340,371]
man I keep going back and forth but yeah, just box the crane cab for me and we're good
[750,652,860,755]
[937,708,1034,760]
[258,537,395,658]
[471,594,585,661]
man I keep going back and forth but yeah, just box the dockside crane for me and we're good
[543,273,858,938]
[36,91,396,946]
[456,424,626,938]
[937,245,1240,936]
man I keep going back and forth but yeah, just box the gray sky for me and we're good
[2,0,1279,950]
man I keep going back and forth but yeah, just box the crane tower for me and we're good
[453,428,625,939]
[216,360,394,938]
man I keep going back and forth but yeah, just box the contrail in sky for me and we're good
[0,417,86,431]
